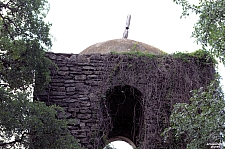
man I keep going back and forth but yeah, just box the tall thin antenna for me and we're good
[123,14,131,39]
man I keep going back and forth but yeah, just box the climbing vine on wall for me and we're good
[41,49,216,149]
[95,50,216,148]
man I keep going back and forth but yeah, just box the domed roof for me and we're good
[79,39,163,55]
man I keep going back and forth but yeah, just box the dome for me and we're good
[79,39,163,55]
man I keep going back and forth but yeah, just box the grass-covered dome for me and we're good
[80,39,163,55]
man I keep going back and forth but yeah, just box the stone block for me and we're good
[87,75,98,79]
[66,87,76,92]
[51,82,64,87]
[82,66,96,70]
[65,79,75,83]
[80,109,92,113]
[74,75,86,80]
[51,79,65,83]
[77,55,90,63]
[80,101,91,106]
[77,114,92,119]
[71,130,88,138]
[82,71,93,75]
[70,71,82,74]
[57,71,69,76]
[54,87,65,92]
[68,55,78,62]
[78,97,89,100]
[85,80,101,86]
[65,99,78,103]
[59,66,69,71]
[50,91,65,96]
[65,83,76,87]
[51,95,66,99]
[70,66,78,71]
[68,107,79,112]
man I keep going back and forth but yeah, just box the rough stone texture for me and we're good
[34,51,215,149]
[79,39,163,54]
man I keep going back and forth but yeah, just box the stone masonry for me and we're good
[35,51,215,149]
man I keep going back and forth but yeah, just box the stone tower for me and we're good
[35,38,215,148]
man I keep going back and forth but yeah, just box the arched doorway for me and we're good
[104,136,135,149]
[105,85,143,147]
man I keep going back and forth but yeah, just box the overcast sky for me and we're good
[46,0,201,54]
[45,0,224,148]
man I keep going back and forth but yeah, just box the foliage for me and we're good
[0,0,52,90]
[0,0,82,148]
[164,1,225,148]
[172,49,217,64]
[0,88,83,149]
[111,51,157,59]
[162,74,225,148]
[173,0,225,64]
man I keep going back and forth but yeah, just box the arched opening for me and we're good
[105,141,133,149]
[104,136,135,149]
[105,85,143,147]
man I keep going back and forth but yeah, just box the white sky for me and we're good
[46,0,200,54]
[45,0,225,148]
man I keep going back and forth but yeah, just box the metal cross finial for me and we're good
[123,14,131,39]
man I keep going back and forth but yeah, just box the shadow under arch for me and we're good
[105,85,143,147]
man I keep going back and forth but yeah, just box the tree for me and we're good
[0,0,52,90]
[173,0,225,64]
[0,0,83,148]
[163,75,225,148]
[0,89,82,149]
[162,1,225,148]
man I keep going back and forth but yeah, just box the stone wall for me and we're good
[35,52,215,149]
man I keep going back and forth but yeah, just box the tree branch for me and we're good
[0,132,29,147]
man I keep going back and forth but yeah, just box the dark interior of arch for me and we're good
[106,85,143,146]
